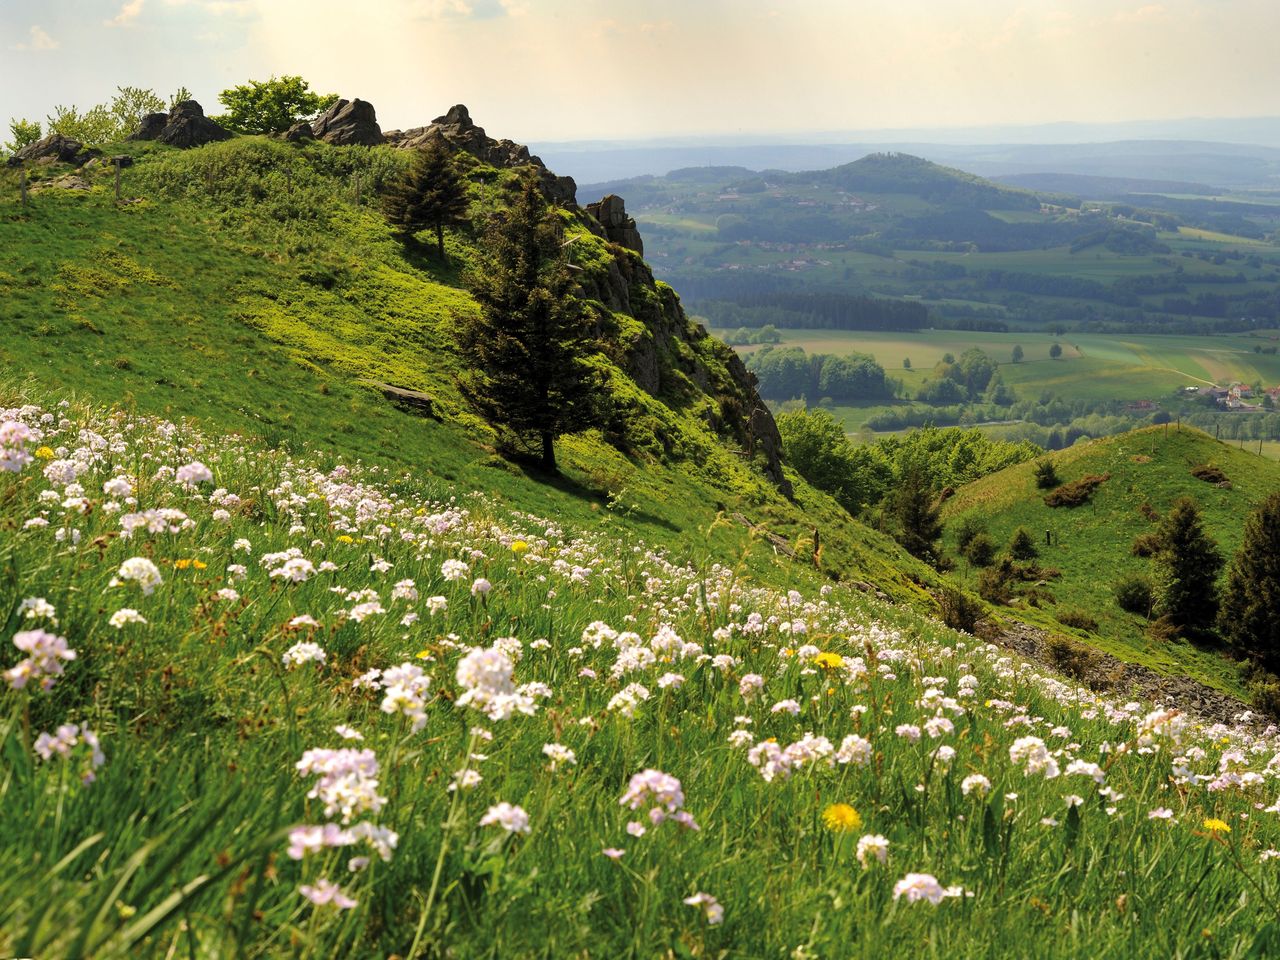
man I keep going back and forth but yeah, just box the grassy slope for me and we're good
[0,139,938,603]
[941,425,1280,694]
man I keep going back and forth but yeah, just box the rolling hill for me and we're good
[941,425,1280,694]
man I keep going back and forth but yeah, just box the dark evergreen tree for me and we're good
[456,173,601,472]
[383,144,470,258]
[1154,496,1222,631]
[1034,459,1059,490]
[1008,526,1039,561]
[891,462,943,566]
[964,532,997,568]
[1219,492,1280,669]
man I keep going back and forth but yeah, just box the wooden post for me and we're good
[114,158,122,202]
[19,164,27,207]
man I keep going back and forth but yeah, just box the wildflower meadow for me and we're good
[3,393,1280,958]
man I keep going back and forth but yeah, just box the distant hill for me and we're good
[786,152,1041,210]
[942,425,1280,694]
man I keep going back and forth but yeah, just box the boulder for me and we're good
[126,112,168,141]
[283,121,315,143]
[585,195,643,255]
[311,99,383,146]
[153,101,232,149]
[5,134,99,168]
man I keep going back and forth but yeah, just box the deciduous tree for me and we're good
[217,76,338,135]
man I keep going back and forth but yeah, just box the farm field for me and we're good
[727,328,1280,404]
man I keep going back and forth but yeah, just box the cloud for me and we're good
[12,24,60,51]
[412,0,513,20]
[105,0,146,27]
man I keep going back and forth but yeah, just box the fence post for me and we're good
[114,157,122,202]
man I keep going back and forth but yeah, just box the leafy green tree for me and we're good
[109,86,164,131]
[217,76,338,135]
[1049,342,1063,359]
[891,461,943,566]
[776,408,890,514]
[46,103,118,144]
[4,118,41,155]
[1219,493,1280,670]
[903,357,911,370]
[1008,527,1038,561]
[383,144,470,258]
[1153,496,1222,631]
[456,174,601,472]
[168,87,194,110]
[1011,344,1024,363]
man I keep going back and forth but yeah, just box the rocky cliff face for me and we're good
[386,105,577,205]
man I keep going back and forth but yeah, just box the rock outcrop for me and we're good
[5,134,99,168]
[283,121,315,143]
[387,104,577,205]
[311,99,383,146]
[127,100,232,149]
[585,195,643,256]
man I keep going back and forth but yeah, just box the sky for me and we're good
[2,0,1279,144]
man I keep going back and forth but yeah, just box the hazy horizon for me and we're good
[4,0,1280,145]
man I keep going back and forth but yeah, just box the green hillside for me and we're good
[942,425,1280,693]
[0,134,941,603]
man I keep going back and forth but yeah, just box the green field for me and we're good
[729,328,1280,405]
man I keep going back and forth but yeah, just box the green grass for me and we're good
[941,425,1280,695]
[4,393,1280,957]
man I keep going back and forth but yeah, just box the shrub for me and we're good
[1044,473,1109,508]
[954,516,985,554]
[1131,532,1162,557]
[1045,634,1101,683]
[1008,527,1039,561]
[963,532,997,568]
[1034,459,1059,490]
[937,585,983,634]
[1056,609,1099,632]
[1138,502,1159,521]
[1248,676,1280,719]
[1114,574,1153,615]
[977,566,1012,604]
[1147,614,1180,643]
[1191,464,1228,484]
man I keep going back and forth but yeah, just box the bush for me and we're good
[937,585,983,634]
[954,516,985,554]
[1191,464,1228,484]
[1114,574,1153,615]
[1034,459,1059,490]
[1147,614,1180,643]
[1131,532,1162,557]
[1248,676,1280,719]
[1056,609,1099,632]
[1045,635,1101,683]
[977,566,1012,604]
[963,532,997,567]
[1008,527,1039,561]
[1044,473,1109,507]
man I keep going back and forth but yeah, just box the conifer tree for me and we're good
[1219,492,1280,669]
[891,461,943,566]
[383,144,470,259]
[1008,526,1038,561]
[1153,496,1222,631]
[456,173,601,472]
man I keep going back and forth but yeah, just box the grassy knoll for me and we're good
[941,425,1280,695]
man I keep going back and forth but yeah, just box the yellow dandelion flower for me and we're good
[822,803,862,833]
[34,446,55,459]
[192,559,207,570]
[511,540,529,554]
[173,559,192,570]
[415,650,432,660]
[336,535,354,544]
[1202,818,1231,834]
[813,651,844,670]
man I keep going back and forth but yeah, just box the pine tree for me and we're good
[1008,527,1038,561]
[891,462,943,565]
[1154,496,1222,631]
[456,173,601,472]
[383,144,470,259]
[1219,492,1280,670]
[1034,459,1059,490]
